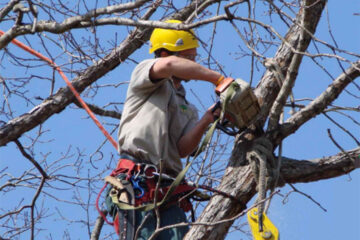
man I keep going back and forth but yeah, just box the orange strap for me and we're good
[215,77,234,95]
[0,30,118,149]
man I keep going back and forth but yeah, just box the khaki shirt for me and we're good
[118,59,198,175]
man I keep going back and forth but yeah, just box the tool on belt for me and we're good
[96,158,198,239]
[96,156,247,237]
[213,77,260,136]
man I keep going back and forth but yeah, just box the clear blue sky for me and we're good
[0,1,359,239]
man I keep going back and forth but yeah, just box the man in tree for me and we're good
[106,20,224,239]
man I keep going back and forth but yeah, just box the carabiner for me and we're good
[130,176,145,199]
[143,164,158,179]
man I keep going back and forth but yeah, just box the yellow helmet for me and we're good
[149,20,199,54]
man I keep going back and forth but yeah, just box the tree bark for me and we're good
[280,147,359,184]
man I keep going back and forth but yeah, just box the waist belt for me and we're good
[115,157,158,180]
[97,157,194,228]
[119,152,139,163]
[112,158,194,211]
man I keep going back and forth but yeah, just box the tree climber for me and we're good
[105,19,225,240]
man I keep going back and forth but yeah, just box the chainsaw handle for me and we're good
[211,101,223,123]
[215,122,238,136]
[211,101,238,136]
[211,101,221,114]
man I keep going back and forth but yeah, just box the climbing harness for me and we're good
[97,154,246,220]
[105,175,136,239]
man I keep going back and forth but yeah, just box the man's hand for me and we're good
[203,102,221,124]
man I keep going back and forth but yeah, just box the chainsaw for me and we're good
[212,77,260,136]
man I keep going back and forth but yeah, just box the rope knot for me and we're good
[247,136,276,232]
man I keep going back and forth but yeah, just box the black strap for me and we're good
[119,152,140,163]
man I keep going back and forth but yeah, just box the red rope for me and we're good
[0,30,119,150]
[95,182,114,225]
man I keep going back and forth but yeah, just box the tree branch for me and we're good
[14,140,48,179]
[0,0,150,49]
[0,0,228,50]
[73,99,121,119]
[90,211,107,240]
[277,60,360,143]
[280,147,360,183]
[253,0,327,128]
[0,0,20,22]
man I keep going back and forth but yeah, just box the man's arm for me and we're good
[177,106,219,158]
[149,56,221,84]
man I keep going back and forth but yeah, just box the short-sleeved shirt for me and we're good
[118,59,199,175]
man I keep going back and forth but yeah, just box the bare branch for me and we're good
[14,140,48,178]
[30,176,46,240]
[284,183,327,212]
[0,0,20,22]
[278,60,360,142]
[323,112,360,145]
[280,147,360,183]
[73,99,121,119]
[90,211,107,240]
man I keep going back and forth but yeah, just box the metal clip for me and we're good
[130,176,144,199]
[143,164,158,179]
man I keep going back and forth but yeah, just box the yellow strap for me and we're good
[247,207,279,240]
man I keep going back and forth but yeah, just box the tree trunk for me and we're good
[185,1,328,239]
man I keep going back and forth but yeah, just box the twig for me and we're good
[73,99,122,119]
[30,176,46,240]
[285,183,327,212]
[327,129,357,164]
[134,213,151,240]
[323,113,360,145]
[14,140,49,179]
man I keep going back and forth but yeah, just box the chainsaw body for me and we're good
[215,78,260,135]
